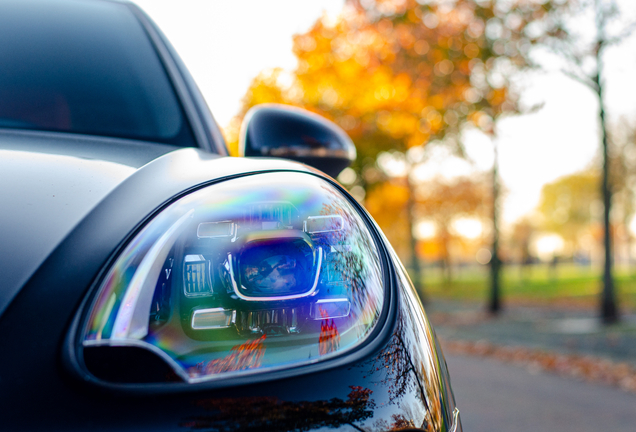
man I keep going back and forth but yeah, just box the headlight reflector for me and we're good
[82,172,384,383]
[233,230,321,300]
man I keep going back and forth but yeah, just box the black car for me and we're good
[0,1,461,431]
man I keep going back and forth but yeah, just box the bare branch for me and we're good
[561,69,598,91]
[545,37,588,68]
[560,46,585,67]
[523,102,546,115]
[605,21,636,46]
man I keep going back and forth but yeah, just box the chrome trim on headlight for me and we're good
[450,407,460,432]
[111,209,194,340]
[191,308,235,330]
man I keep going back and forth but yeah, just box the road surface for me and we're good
[446,354,636,432]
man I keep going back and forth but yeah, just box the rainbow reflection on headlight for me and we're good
[82,172,384,383]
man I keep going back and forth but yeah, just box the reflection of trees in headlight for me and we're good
[188,334,267,377]
[319,310,341,356]
[317,197,383,337]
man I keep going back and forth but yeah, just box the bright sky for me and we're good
[133,0,343,125]
[133,0,636,227]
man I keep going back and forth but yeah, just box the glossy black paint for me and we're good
[0,147,458,431]
[240,104,356,178]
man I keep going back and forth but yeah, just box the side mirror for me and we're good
[239,104,356,178]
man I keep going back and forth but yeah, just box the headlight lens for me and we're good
[82,172,384,383]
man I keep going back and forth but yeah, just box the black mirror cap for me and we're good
[239,104,356,178]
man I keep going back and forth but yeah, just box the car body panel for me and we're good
[0,130,180,316]
[0,134,314,317]
[0,145,457,430]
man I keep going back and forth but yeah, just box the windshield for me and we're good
[0,0,195,147]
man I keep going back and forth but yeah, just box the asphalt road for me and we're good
[446,354,636,432]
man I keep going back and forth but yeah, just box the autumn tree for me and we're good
[365,180,412,258]
[228,0,567,302]
[538,158,636,273]
[609,121,636,271]
[538,170,600,251]
[415,175,489,281]
[364,155,489,288]
[545,0,635,323]
[509,216,536,278]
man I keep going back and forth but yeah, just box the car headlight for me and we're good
[81,172,385,383]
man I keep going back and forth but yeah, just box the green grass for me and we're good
[413,263,636,310]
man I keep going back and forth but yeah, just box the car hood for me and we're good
[0,129,318,318]
[0,129,182,316]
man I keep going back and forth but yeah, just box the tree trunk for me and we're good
[489,142,502,314]
[441,229,452,284]
[406,174,424,300]
[595,67,618,323]
[626,231,634,277]
[520,240,531,282]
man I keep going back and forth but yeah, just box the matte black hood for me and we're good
[0,129,179,316]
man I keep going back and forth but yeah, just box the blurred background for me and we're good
[134,0,636,429]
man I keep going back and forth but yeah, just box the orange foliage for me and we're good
[415,176,489,263]
[364,181,411,257]
[416,176,489,221]
[229,0,566,164]
[417,240,442,261]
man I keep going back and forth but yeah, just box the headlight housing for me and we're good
[81,172,385,383]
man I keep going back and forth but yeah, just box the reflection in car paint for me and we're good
[391,253,455,431]
[181,386,376,432]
